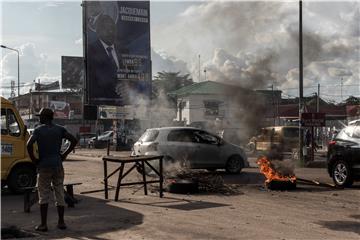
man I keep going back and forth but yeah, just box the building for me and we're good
[169,81,274,144]
[10,90,89,135]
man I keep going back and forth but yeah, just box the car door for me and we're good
[1,108,26,178]
[349,126,360,173]
[191,130,220,168]
[164,129,198,167]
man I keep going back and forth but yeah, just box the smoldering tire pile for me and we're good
[165,171,243,195]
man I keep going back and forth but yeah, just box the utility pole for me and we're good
[204,69,207,81]
[317,83,320,112]
[198,55,201,82]
[340,77,343,102]
[272,84,275,126]
[299,0,304,164]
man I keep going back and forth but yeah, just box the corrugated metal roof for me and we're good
[169,81,244,97]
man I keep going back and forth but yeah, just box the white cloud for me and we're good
[0,43,59,97]
[152,1,359,101]
[151,48,189,76]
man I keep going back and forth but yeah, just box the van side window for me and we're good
[7,109,21,137]
[1,108,7,135]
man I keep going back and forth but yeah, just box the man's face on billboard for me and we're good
[96,15,117,46]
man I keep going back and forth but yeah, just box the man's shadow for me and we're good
[1,193,143,239]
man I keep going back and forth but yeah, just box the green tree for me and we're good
[152,71,193,98]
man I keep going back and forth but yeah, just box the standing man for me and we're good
[27,108,77,232]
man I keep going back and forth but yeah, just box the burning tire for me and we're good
[225,155,244,174]
[332,160,353,187]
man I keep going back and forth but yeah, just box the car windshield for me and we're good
[140,129,159,142]
[337,126,360,142]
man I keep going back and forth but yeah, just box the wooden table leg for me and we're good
[142,161,148,195]
[104,160,108,199]
[159,157,163,198]
[66,185,75,208]
[24,190,30,213]
[115,163,125,201]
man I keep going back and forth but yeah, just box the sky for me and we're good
[0,0,359,103]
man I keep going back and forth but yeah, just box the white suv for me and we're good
[132,127,249,173]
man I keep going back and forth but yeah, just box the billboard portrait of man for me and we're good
[85,1,151,107]
[88,14,123,105]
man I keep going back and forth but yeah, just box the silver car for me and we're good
[132,127,249,173]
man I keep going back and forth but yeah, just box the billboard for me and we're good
[61,56,84,89]
[49,101,71,119]
[84,1,151,106]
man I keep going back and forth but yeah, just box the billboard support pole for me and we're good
[299,0,304,165]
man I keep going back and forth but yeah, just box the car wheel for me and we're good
[8,165,36,193]
[225,155,244,174]
[332,160,353,187]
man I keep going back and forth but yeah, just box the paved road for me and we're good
[2,148,359,239]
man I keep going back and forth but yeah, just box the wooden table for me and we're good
[103,155,164,201]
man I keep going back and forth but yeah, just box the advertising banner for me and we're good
[61,56,84,89]
[85,1,151,106]
[49,101,71,119]
[301,113,326,127]
[98,106,134,120]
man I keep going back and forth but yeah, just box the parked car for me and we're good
[327,125,360,187]
[132,127,249,173]
[249,126,299,153]
[88,131,114,148]
[78,133,97,148]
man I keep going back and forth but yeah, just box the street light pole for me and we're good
[1,45,20,96]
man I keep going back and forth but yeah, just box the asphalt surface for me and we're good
[1,148,359,239]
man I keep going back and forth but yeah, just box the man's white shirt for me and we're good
[100,40,120,71]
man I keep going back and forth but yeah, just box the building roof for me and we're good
[169,81,247,97]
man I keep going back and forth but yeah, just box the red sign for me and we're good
[79,126,91,133]
[301,113,326,127]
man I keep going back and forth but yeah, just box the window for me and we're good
[140,129,159,142]
[1,108,21,136]
[283,128,299,138]
[1,108,7,135]
[204,100,221,116]
[7,109,21,137]
[167,130,194,142]
[194,130,218,145]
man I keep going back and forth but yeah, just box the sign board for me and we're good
[49,101,71,119]
[301,113,326,127]
[61,56,84,89]
[1,143,13,156]
[98,106,134,120]
[85,1,151,106]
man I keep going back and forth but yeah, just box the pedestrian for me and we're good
[26,108,77,232]
[305,129,311,147]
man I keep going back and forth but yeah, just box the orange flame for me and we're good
[257,156,296,183]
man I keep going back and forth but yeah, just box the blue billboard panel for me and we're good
[85,1,151,106]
